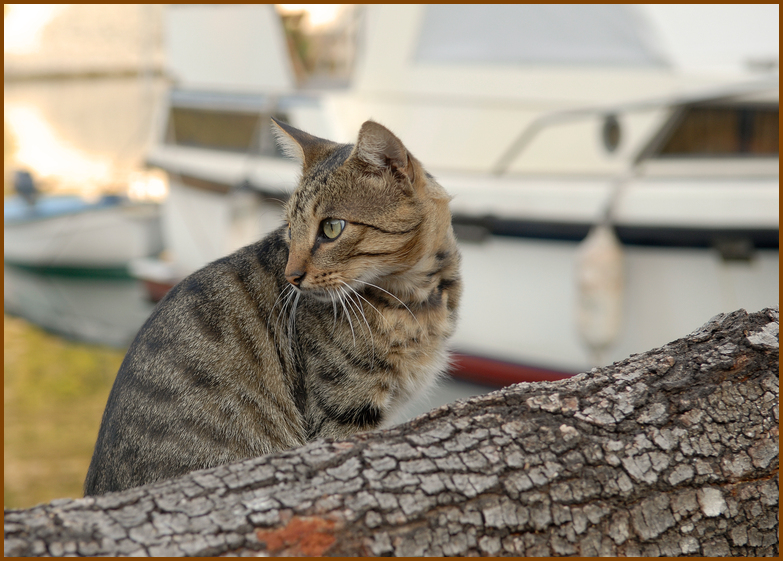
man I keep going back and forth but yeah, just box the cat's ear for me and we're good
[271,117,336,171]
[352,120,415,186]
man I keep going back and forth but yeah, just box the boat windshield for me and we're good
[654,105,779,158]
[414,5,667,67]
[165,105,289,157]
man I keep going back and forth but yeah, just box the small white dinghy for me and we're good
[4,171,163,278]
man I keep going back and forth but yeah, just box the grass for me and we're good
[4,314,125,509]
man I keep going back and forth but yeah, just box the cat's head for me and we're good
[272,118,452,301]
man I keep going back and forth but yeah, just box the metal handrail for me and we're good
[491,78,778,176]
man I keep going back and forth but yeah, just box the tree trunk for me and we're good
[4,307,779,557]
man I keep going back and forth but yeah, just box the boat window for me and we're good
[165,107,287,157]
[654,106,779,157]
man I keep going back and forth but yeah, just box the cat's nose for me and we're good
[286,270,305,287]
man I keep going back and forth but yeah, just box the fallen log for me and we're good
[4,307,779,557]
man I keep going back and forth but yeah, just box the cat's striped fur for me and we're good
[84,120,462,496]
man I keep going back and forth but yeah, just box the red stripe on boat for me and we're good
[449,351,574,387]
[142,279,174,303]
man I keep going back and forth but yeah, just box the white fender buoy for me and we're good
[575,223,625,366]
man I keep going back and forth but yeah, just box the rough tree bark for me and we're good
[4,307,779,557]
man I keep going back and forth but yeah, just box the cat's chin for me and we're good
[297,286,339,304]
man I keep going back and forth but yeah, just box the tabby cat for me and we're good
[84,119,462,496]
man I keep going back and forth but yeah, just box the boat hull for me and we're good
[3,265,156,347]
[4,198,162,276]
[453,233,778,378]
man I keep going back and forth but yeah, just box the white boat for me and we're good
[3,264,157,347]
[141,5,779,381]
[134,5,306,291]
[4,182,163,278]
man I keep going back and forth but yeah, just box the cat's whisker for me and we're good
[287,291,301,357]
[328,290,338,332]
[268,284,293,328]
[271,287,289,332]
[343,289,368,350]
[341,284,374,346]
[355,280,421,330]
[341,282,376,368]
[340,283,380,363]
[276,286,298,342]
[274,286,293,329]
[336,287,356,346]
[342,281,389,327]
[264,196,288,208]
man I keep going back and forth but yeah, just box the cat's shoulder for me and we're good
[158,225,289,304]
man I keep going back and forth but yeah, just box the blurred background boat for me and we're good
[4,170,162,277]
[137,4,779,383]
[3,264,155,347]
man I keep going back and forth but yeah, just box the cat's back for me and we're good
[84,227,306,495]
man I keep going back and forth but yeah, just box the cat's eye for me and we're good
[322,218,345,240]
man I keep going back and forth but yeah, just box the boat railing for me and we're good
[491,78,779,176]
